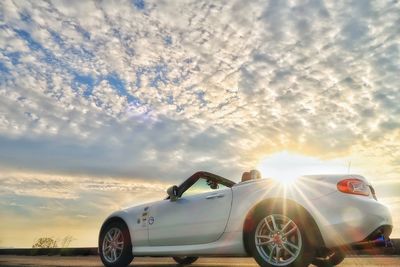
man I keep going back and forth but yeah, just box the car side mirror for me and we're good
[207,179,219,190]
[167,185,179,202]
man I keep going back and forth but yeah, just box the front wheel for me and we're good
[312,249,345,266]
[99,220,134,267]
[248,210,315,267]
[172,256,199,265]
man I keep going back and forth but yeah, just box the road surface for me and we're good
[1,255,400,266]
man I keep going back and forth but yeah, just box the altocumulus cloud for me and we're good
[0,0,400,246]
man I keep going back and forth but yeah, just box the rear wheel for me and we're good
[172,256,199,265]
[247,208,315,267]
[99,220,134,267]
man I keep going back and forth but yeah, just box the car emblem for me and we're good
[148,216,155,225]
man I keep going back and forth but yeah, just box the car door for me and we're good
[148,178,233,246]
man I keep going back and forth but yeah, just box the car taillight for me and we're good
[337,178,370,196]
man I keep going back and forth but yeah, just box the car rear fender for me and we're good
[242,198,325,255]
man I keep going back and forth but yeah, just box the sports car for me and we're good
[99,170,392,267]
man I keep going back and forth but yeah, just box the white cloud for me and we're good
[0,0,399,179]
[0,171,168,200]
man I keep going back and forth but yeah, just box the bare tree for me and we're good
[59,235,75,248]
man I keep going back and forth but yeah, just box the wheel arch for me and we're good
[100,216,129,232]
[99,216,132,249]
[242,198,325,255]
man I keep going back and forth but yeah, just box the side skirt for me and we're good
[132,231,246,257]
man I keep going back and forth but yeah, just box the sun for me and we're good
[256,151,350,184]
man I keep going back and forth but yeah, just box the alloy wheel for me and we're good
[254,214,302,266]
[102,227,124,263]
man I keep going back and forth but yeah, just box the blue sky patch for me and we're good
[164,36,172,46]
[106,73,125,94]
[134,63,171,89]
[195,90,207,106]
[1,51,20,69]
[166,95,174,104]
[14,29,62,67]
[73,73,95,97]
[150,64,169,88]
[49,30,64,47]
[74,25,91,40]
[172,77,181,85]
[14,29,42,51]
[135,69,144,89]
[19,11,32,24]
[132,0,145,10]
[106,73,141,105]
[0,61,9,73]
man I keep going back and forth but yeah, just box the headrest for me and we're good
[241,172,251,182]
[250,169,262,180]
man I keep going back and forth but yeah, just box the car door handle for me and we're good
[206,193,225,199]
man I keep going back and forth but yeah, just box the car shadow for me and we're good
[127,257,258,267]
[130,265,233,267]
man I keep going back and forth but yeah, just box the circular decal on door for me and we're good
[148,216,155,225]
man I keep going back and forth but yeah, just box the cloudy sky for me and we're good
[0,0,399,247]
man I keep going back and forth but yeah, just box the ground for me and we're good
[0,256,400,267]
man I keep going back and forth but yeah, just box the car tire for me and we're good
[312,250,345,266]
[329,250,345,265]
[172,256,199,265]
[247,207,315,267]
[99,220,134,267]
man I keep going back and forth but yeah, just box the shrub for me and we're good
[32,237,57,248]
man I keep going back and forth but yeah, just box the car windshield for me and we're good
[182,177,230,197]
[174,171,235,198]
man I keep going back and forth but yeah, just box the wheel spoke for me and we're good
[256,239,274,246]
[284,240,300,251]
[282,225,297,237]
[114,230,121,241]
[112,249,117,261]
[269,245,276,262]
[256,234,273,246]
[276,246,281,263]
[282,243,296,257]
[270,215,278,231]
[106,232,113,242]
[264,217,274,232]
[280,220,291,233]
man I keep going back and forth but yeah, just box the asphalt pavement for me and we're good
[1,255,400,267]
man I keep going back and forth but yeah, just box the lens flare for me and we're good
[257,151,349,185]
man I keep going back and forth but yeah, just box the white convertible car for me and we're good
[99,170,392,267]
